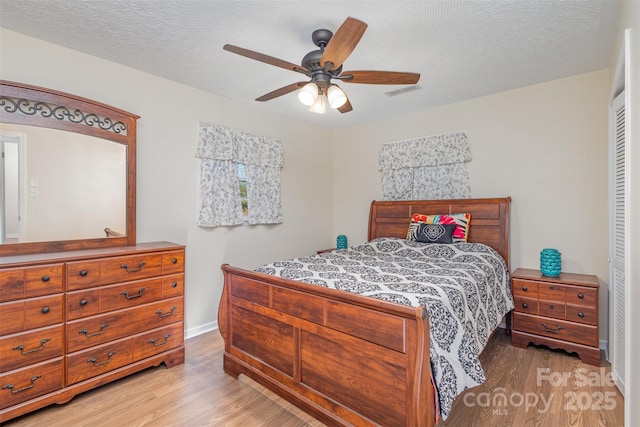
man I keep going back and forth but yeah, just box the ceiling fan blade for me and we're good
[320,17,367,71]
[338,98,353,113]
[223,44,309,75]
[255,82,307,102]
[340,71,420,85]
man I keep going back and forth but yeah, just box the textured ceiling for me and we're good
[0,0,622,129]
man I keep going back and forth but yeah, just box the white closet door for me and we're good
[609,90,626,396]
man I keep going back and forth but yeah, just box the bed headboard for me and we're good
[368,197,511,267]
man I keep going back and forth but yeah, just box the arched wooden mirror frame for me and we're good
[0,80,138,256]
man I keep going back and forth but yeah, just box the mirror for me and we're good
[0,80,138,256]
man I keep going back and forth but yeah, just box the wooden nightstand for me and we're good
[511,268,600,365]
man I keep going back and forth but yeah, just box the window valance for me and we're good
[196,123,283,168]
[379,131,472,200]
[378,131,471,170]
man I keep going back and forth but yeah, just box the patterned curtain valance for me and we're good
[378,131,471,170]
[379,131,472,200]
[196,122,283,168]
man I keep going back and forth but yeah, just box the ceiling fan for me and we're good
[223,17,420,114]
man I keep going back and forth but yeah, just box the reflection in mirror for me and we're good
[0,123,127,244]
[0,80,138,256]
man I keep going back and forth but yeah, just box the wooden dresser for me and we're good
[511,267,600,365]
[0,242,185,423]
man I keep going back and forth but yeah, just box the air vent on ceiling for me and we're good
[384,85,422,97]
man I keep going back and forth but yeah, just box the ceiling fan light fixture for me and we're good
[327,84,347,109]
[309,93,327,114]
[298,82,318,106]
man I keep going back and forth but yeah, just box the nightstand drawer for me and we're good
[512,279,538,297]
[513,313,597,347]
[567,304,597,325]
[566,287,597,306]
[538,283,567,301]
[538,300,566,319]
[513,296,538,315]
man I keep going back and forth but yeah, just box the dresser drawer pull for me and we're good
[120,261,146,273]
[155,306,177,318]
[149,334,171,347]
[521,286,528,291]
[79,323,109,337]
[172,282,178,288]
[548,304,554,309]
[172,257,178,264]
[578,293,584,299]
[41,275,50,282]
[79,270,88,277]
[2,376,41,394]
[522,303,528,308]
[13,338,51,355]
[41,306,50,314]
[120,287,146,299]
[88,351,116,367]
[578,312,585,318]
[540,323,565,334]
[80,299,88,306]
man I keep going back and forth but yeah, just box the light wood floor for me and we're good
[5,329,623,427]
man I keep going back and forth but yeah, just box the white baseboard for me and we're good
[186,321,218,340]
[600,339,609,360]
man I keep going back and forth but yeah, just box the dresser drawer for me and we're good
[66,337,135,385]
[162,274,184,299]
[566,286,597,307]
[66,289,101,321]
[513,296,538,315]
[513,313,598,347]
[567,304,597,325]
[0,358,63,410]
[0,325,64,372]
[132,322,184,361]
[99,278,163,312]
[66,260,102,291]
[538,300,566,319]
[512,279,538,298]
[66,297,184,352]
[0,295,64,335]
[162,250,185,275]
[0,265,64,302]
[99,254,164,285]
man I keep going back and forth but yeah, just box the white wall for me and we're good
[331,70,611,341]
[0,29,334,336]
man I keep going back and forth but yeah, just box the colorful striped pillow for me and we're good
[407,213,471,243]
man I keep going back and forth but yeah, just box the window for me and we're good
[238,163,248,218]
[196,123,283,227]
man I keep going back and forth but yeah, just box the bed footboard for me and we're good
[219,264,435,427]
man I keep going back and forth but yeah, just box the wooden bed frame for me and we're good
[218,197,510,426]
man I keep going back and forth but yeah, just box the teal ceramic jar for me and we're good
[337,235,348,250]
[540,248,561,277]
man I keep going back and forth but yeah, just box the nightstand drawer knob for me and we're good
[578,312,585,318]
[522,303,528,308]
[522,286,528,291]
[578,293,584,299]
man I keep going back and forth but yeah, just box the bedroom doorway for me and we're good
[0,132,26,243]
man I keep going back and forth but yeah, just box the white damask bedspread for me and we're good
[255,237,514,420]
